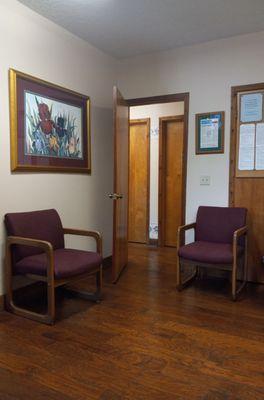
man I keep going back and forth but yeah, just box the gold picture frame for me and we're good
[9,69,91,173]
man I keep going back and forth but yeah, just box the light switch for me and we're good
[200,175,210,185]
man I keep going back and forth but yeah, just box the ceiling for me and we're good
[18,0,264,59]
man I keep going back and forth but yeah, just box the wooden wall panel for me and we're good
[230,83,264,283]
[232,178,264,282]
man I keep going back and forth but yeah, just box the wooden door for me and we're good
[159,116,185,247]
[111,87,129,282]
[128,119,150,244]
[230,84,264,283]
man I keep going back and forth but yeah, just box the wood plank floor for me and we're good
[1,243,264,400]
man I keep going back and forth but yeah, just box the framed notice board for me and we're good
[236,90,264,177]
[195,111,225,154]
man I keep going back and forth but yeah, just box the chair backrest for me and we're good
[5,209,65,262]
[195,206,247,244]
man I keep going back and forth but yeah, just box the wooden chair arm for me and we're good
[7,236,53,252]
[6,236,54,278]
[233,226,248,241]
[178,222,196,233]
[177,223,196,249]
[63,228,102,255]
[233,225,248,252]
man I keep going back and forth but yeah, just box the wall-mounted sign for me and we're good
[195,111,225,154]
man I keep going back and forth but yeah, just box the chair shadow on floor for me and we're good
[13,276,100,323]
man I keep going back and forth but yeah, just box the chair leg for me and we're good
[5,242,56,325]
[5,250,56,325]
[47,281,56,325]
[96,266,103,294]
[232,262,237,301]
[5,281,56,325]
[176,256,182,290]
[232,253,247,302]
[177,258,197,291]
[64,266,103,303]
[243,249,248,285]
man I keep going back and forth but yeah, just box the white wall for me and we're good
[0,0,117,294]
[118,31,264,226]
[2,2,264,295]
[130,102,184,239]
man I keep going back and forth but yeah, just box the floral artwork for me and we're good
[9,69,90,173]
[25,92,83,159]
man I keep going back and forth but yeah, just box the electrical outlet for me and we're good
[200,175,210,185]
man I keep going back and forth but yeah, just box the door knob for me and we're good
[109,193,123,200]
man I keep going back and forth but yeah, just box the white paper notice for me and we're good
[200,118,219,149]
[238,124,255,170]
[256,123,264,170]
[241,93,263,123]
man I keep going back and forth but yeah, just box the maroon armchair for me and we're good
[4,209,103,324]
[177,206,248,300]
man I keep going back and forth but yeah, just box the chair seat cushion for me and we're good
[15,248,103,279]
[178,241,243,264]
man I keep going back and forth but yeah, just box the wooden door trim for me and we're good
[127,93,189,236]
[129,118,150,244]
[127,92,189,107]
[229,82,264,205]
[158,115,186,247]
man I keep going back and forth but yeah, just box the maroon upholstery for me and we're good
[178,241,243,264]
[196,206,247,244]
[178,206,247,265]
[5,209,64,262]
[15,249,103,279]
[5,209,102,279]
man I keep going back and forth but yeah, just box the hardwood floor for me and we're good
[1,243,264,399]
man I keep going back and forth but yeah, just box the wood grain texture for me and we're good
[127,92,189,107]
[1,243,264,399]
[127,92,189,247]
[112,87,129,282]
[230,84,264,283]
[159,116,185,247]
[128,119,150,244]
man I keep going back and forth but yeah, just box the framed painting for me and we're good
[196,111,225,154]
[9,69,91,173]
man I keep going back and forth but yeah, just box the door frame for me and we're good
[127,92,189,244]
[128,118,150,244]
[158,115,185,247]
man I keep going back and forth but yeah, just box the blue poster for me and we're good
[241,93,263,123]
